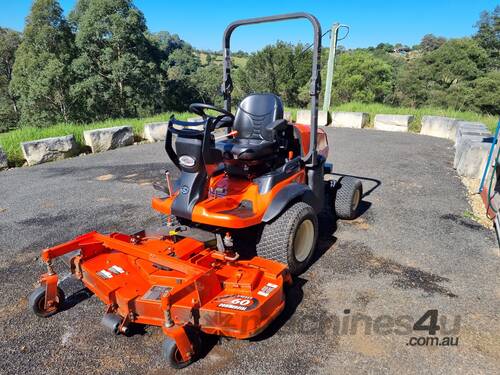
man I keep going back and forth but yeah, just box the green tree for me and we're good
[0,28,21,131]
[10,0,75,126]
[236,41,312,107]
[419,34,446,52]
[331,50,393,104]
[70,0,157,120]
[470,71,500,114]
[473,6,500,68]
[395,38,489,110]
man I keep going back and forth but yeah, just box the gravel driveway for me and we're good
[0,127,498,374]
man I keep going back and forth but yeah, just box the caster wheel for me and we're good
[28,286,65,318]
[162,338,195,369]
[334,176,363,220]
[101,313,122,334]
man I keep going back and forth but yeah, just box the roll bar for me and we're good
[222,12,322,166]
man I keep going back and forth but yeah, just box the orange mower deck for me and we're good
[37,230,291,363]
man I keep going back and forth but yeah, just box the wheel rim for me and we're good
[352,189,361,212]
[37,293,59,315]
[293,219,315,262]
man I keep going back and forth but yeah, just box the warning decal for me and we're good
[215,295,259,311]
[257,283,278,297]
[97,265,126,279]
[142,285,172,301]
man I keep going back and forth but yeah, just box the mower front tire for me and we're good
[257,202,318,275]
[162,338,195,369]
[334,176,362,220]
[28,286,65,318]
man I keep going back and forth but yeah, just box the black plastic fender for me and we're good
[262,183,316,222]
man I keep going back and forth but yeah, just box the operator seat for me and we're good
[217,93,286,161]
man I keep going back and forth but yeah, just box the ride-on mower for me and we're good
[29,12,362,369]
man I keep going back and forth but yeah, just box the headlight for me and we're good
[179,155,196,167]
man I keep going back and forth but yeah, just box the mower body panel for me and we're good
[39,231,289,340]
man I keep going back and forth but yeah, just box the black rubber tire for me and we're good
[28,286,65,318]
[101,313,122,334]
[334,176,363,220]
[162,337,195,369]
[256,201,318,275]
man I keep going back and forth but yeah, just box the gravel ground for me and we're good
[0,127,498,375]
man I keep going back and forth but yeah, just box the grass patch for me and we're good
[333,102,498,133]
[0,111,191,166]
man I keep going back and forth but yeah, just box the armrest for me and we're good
[265,119,287,132]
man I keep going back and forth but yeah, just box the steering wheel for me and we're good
[189,103,234,121]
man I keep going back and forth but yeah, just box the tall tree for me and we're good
[331,50,393,104]
[419,34,446,52]
[395,38,489,110]
[70,0,157,120]
[10,0,75,126]
[473,6,500,69]
[0,28,21,131]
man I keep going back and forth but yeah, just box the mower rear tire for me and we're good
[257,202,318,275]
[334,176,362,220]
[29,286,65,318]
[162,337,195,369]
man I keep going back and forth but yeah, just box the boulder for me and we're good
[296,109,330,126]
[420,116,458,139]
[83,126,134,153]
[374,114,413,132]
[0,146,8,170]
[454,136,492,168]
[456,139,492,179]
[331,112,369,129]
[144,122,168,142]
[21,135,78,166]
[454,121,488,146]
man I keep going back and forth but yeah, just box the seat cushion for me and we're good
[216,138,275,160]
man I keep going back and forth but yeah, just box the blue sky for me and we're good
[1,0,497,51]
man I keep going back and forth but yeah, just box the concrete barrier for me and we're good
[0,146,8,170]
[454,136,493,168]
[456,139,491,179]
[83,126,134,153]
[284,111,292,122]
[374,114,413,132]
[296,109,330,126]
[420,116,458,139]
[144,122,168,142]
[21,135,78,166]
[331,112,369,129]
[454,121,488,146]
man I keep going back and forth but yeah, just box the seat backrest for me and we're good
[233,94,284,141]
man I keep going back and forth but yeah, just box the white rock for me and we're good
[374,114,413,132]
[456,139,492,179]
[453,121,488,145]
[331,112,369,129]
[454,135,492,168]
[296,109,330,126]
[0,146,8,170]
[420,116,458,139]
[21,135,78,166]
[83,126,134,153]
[144,122,168,142]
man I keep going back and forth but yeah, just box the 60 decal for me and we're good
[216,295,259,311]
